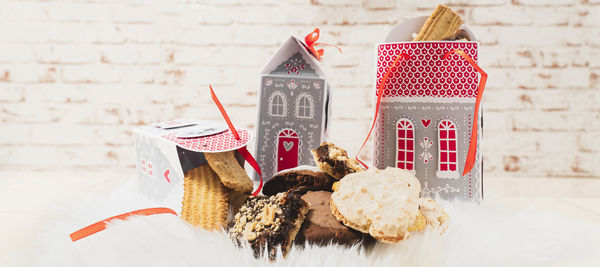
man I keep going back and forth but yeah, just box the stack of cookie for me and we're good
[310,142,448,243]
[181,151,253,230]
[227,142,368,259]
[227,142,450,259]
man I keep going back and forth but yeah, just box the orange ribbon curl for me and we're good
[355,52,411,169]
[69,207,177,242]
[304,28,342,60]
[443,50,487,176]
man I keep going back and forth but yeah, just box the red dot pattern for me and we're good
[377,42,479,98]
[162,129,252,152]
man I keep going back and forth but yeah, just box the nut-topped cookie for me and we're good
[311,142,363,180]
[228,191,309,259]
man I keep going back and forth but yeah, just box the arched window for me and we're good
[396,119,415,173]
[295,93,314,119]
[268,91,287,117]
[437,120,459,179]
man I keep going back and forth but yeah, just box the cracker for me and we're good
[413,5,463,41]
[205,151,253,193]
[181,165,230,230]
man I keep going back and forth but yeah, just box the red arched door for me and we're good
[276,129,299,172]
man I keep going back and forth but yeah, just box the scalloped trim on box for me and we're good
[436,170,459,179]
[381,96,476,103]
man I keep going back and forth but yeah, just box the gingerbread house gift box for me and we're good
[254,30,334,182]
[134,120,251,213]
[372,17,486,202]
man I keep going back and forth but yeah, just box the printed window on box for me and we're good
[396,119,415,173]
[437,120,459,179]
[140,159,152,176]
[268,91,287,117]
[295,93,314,119]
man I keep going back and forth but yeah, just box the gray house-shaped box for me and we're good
[373,17,484,202]
[254,36,330,183]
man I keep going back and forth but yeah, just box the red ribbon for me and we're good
[69,207,176,242]
[355,49,486,176]
[355,52,411,169]
[209,85,263,196]
[443,50,487,175]
[304,28,342,61]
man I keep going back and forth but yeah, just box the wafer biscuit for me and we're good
[413,5,463,41]
[181,165,230,230]
[205,151,254,193]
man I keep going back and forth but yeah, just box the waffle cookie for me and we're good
[229,192,309,259]
[262,165,337,196]
[413,5,463,41]
[205,151,253,193]
[181,165,230,230]
[311,142,363,180]
[329,167,423,243]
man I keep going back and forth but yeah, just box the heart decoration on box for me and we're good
[163,169,171,183]
[421,118,431,128]
[283,141,294,151]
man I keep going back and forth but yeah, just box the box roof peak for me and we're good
[261,36,325,77]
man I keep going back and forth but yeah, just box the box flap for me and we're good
[137,120,253,153]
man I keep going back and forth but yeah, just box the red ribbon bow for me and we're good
[304,28,342,61]
[355,49,486,176]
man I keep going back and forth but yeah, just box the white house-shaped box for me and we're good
[373,17,484,202]
[254,36,330,182]
[134,120,251,213]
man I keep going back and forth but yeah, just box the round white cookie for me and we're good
[329,167,421,243]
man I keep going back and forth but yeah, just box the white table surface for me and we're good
[1,169,599,265]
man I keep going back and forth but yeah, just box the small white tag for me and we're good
[152,119,198,129]
[176,122,228,138]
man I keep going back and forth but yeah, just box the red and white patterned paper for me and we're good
[376,42,479,98]
[161,129,252,153]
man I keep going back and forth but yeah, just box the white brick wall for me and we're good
[0,0,598,178]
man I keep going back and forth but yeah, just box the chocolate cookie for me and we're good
[228,192,309,259]
[262,165,337,196]
[311,142,364,180]
[295,191,367,246]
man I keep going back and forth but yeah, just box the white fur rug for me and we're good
[20,183,600,267]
